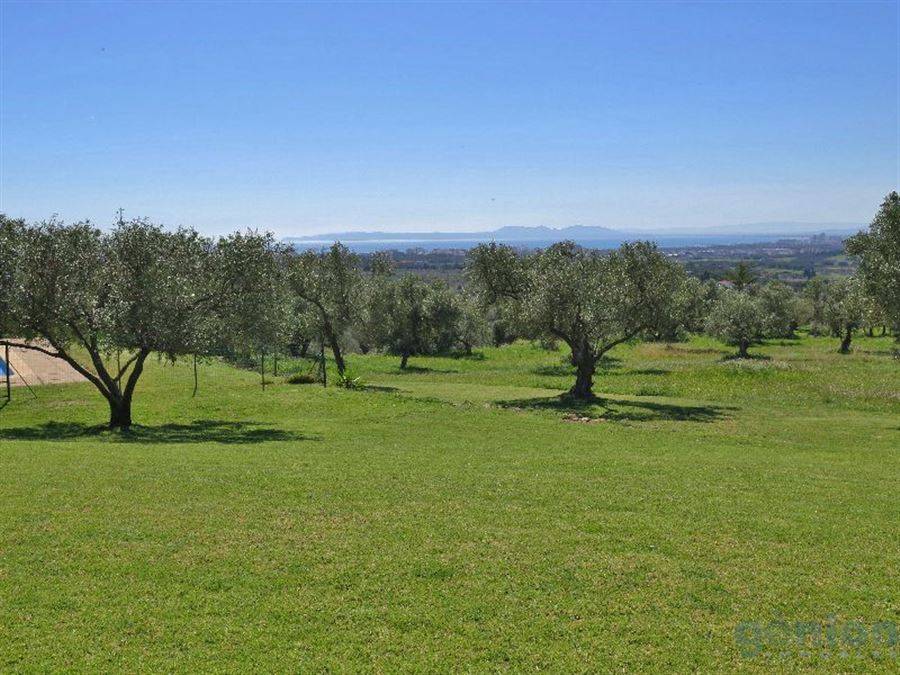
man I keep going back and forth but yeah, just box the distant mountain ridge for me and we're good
[285,224,620,243]
[284,222,862,245]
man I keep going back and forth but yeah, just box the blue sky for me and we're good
[1,0,898,236]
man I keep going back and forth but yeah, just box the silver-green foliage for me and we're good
[286,243,362,376]
[0,217,284,427]
[705,290,765,358]
[468,240,690,397]
[846,192,900,340]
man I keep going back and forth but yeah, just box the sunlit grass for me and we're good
[0,334,897,671]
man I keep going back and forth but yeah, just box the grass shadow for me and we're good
[496,394,732,423]
[446,351,487,361]
[0,420,318,445]
[397,365,458,374]
[358,385,400,393]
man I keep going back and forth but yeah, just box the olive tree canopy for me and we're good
[0,217,220,428]
[823,276,866,354]
[468,240,690,399]
[846,192,900,339]
[286,243,361,377]
[705,290,764,358]
[0,217,284,428]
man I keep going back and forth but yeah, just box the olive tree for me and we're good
[756,280,802,338]
[0,217,217,428]
[0,215,26,336]
[823,276,866,353]
[803,277,830,336]
[646,276,717,342]
[286,243,361,377]
[355,252,395,354]
[846,192,900,340]
[211,231,290,378]
[705,290,765,358]
[453,292,490,355]
[366,273,461,369]
[468,240,690,399]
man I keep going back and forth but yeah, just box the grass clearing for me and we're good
[1,335,898,671]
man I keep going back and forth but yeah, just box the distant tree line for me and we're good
[1,193,896,428]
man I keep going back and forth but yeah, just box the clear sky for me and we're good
[1,0,898,236]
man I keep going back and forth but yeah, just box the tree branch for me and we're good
[595,327,647,359]
[116,351,141,381]
[40,336,115,401]
[0,340,60,359]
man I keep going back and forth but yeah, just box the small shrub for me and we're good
[338,368,364,389]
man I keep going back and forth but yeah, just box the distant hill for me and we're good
[283,222,863,252]
[284,224,622,244]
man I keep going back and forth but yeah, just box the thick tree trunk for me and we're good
[108,396,133,430]
[400,353,409,369]
[839,327,853,354]
[567,345,596,399]
[568,361,594,399]
[6,340,150,430]
[110,349,148,429]
[738,339,750,359]
[462,341,472,356]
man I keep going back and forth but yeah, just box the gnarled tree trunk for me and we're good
[738,339,750,359]
[839,327,853,354]
[567,341,596,399]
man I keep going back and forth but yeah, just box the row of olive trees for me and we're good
[705,192,899,358]
[286,246,488,376]
[0,216,284,428]
[705,273,892,358]
[0,216,488,427]
[2,193,895,425]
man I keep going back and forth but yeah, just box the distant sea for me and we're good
[289,233,838,253]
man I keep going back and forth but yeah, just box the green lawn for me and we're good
[1,335,898,672]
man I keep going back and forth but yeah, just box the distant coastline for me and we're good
[284,223,862,253]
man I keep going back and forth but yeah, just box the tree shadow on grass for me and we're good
[446,351,486,361]
[496,394,733,423]
[397,365,458,374]
[0,420,318,444]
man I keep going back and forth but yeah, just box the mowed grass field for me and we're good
[1,335,898,672]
